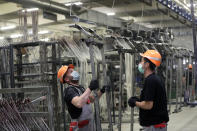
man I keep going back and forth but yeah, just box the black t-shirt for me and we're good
[139,73,169,126]
[64,85,85,119]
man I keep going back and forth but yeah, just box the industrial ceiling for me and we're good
[0,0,196,40]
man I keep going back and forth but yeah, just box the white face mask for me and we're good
[138,63,144,74]
[71,71,80,81]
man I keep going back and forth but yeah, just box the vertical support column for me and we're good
[179,57,183,109]
[190,0,197,102]
[109,64,116,124]
[101,46,113,131]
[168,58,173,114]
[47,86,55,131]
[165,56,169,97]
[9,44,16,99]
[130,54,135,131]
[89,42,102,131]
[174,57,179,113]
[58,44,66,131]
[16,47,24,99]
[52,43,60,131]
[118,52,123,131]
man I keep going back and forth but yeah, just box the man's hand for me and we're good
[128,96,140,108]
[89,80,99,91]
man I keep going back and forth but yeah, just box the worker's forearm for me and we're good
[76,88,92,107]
[136,101,153,110]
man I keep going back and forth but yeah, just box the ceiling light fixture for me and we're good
[0,37,4,40]
[74,2,83,5]
[22,8,39,12]
[107,12,115,16]
[40,38,49,41]
[65,1,83,6]
[0,25,16,31]
[10,34,23,39]
[38,30,50,35]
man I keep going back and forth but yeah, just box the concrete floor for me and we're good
[102,105,197,131]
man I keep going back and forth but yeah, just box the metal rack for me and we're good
[0,86,54,131]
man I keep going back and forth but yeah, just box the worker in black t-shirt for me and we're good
[57,64,107,131]
[128,50,169,131]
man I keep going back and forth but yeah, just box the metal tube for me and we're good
[110,65,116,124]
[101,46,113,131]
[179,57,183,109]
[58,44,66,131]
[179,57,183,108]
[89,42,102,131]
[9,44,15,99]
[168,58,173,113]
[47,86,55,131]
[118,52,123,131]
[61,83,66,131]
[190,0,197,103]
[175,58,179,113]
[165,56,169,100]
[130,54,135,131]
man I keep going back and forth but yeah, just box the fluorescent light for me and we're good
[40,38,49,41]
[22,8,39,12]
[65,3,72,6]
[65,1,83,6]
[115,65,120,69]
[0,25,16,30]
[187,4,196,7]
[74,2,83,5]
[0,37,4,40]
[38,30,49,35]
[10,34,23,38]
[107,12,115,16]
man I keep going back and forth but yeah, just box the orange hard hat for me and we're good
[140,50,162,67]
[188,64,192,69]
[57,64,74,83]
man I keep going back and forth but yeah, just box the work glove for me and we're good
[89,80,99,91]
[128,96,140,108]
[100,85,110,94]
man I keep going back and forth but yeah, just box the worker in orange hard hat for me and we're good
[128,50,169,131]
[57,64,108,131]
[188,64,192,69]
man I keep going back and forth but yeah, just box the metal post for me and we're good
[174,57,179,113]
[9,44,15,99]
[58,44,66,131]
[101,46,113,131]
[16,48,24,99]
[89,42,102,131]
[118,52,123,131]
[168,58,173,113]
[191,57,195,102]
[179,57,183,109]
[52,44,60,131]
[190,0,197,102]
[130,54,135,131]
[110,64,116,124]
[47,86,55,131]
[165,56,169,96]
[61,83,66,131]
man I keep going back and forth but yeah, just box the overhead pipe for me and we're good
[8,0,72,16]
